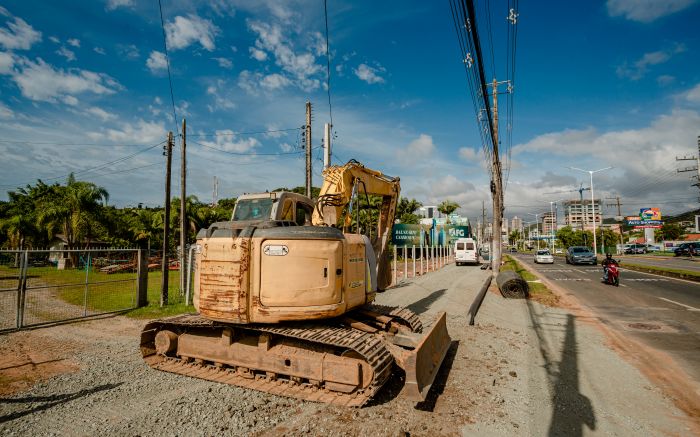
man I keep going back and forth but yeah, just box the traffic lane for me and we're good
[617,254,700,272]
[516,254,700,382]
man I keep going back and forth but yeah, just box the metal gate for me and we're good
[0,249,143,331]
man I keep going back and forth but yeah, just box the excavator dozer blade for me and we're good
[400,311,452,401]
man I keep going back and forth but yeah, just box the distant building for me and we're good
[542,211,556,235]
[511,216,523,234]
[563,199,602,231]
[418,205,438,219]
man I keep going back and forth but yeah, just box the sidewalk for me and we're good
[376,265,695,435]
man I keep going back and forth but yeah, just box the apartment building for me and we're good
[563,199,603,230]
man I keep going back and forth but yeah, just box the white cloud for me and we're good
[0,101,14,119]
[354,63,385,84]
[260,73,290,90]
[62,95,78,106]
[200,130,261,153]
[279,142,293,152]
[106,0,134,11]
[616,44,685,80]
[67,38,80,48]
[165,15,219,51]
[56,46,76,61]
[9,58,120,103]
[403,134,435,161]
[49,36,59,44]
[90,119,166,144]
[206,79,235,112]
[146,51,167,73]
[247,20,322,91]
[94,47,106,55]
[0,12,41,51]
[118,44,139,60]
[0,51,13,73]
[685,83,700,104]
[249,47,267,61]
[459,147,479,162]
[657,75,675,86]
[213,57,232,69]
[86,106,117,121]
[606,0,697,22]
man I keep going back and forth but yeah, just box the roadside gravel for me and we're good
[0,263,694,436]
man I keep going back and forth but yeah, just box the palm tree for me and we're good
[37,174,109,255]
[437,200,460,222]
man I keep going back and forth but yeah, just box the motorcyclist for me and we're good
[601,253,617,281]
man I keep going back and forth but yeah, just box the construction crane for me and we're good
[544,184,591,234]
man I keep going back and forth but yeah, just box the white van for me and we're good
[455,238,479,266]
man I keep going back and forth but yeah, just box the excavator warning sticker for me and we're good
[263,245,288,256]
[348,257,364,263]
[349,281,364,288]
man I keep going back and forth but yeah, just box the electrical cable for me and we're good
[157,0,179,135]
[187,128,300,137]
[190,138,308,156]
[324,0,334,128]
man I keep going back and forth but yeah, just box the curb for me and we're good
[621,263,700,283]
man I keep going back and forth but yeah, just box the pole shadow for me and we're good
[0,382,123,423]
[525,301,596,437]
[406,289,447,315]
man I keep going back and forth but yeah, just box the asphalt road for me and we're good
[617,254,700,272]
[514,254,700,384]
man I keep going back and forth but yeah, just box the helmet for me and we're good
[606,253,612,259]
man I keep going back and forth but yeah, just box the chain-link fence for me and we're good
[0,249,146,331]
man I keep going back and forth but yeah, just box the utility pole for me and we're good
[161,132,173,307]
[212,176,219,207]
[305,101,313,198]
[677,136,700,196]
[323,123,332,170]
[489,78,506,274]
[179,118,186,298]
[606,196,623,218]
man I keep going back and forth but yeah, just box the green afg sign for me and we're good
[392,224,470,246]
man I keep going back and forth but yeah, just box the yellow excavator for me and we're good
[140,160,451,406]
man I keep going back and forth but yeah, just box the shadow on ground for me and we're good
[0,383,123,424]
[526,300,596,437]
[407,289,447,315]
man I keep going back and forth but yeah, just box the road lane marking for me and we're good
[625,278,668,282]
[538,269,573,272]
[573,269,587,274]
[553,278,591,281]
[658,297,700,311]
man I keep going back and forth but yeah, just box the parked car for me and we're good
[624,243,648,254]
[566,246,597,265]
[534,249,554,264]
[674,242,700,257]
[455,237,479,266]
[554,248,564,254]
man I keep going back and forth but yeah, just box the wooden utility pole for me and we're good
[606,196,623,218]
[180,119,186,297]
[305,101,312,198]
[481,200,486,245]
[490,78,503,274]
[161,132,174,307]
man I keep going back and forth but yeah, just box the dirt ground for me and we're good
[0,263,697,436]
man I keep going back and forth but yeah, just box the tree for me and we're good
[509,229,521,247]
[37,174,109,252]
[437,200,459,218]
[596,227,619,252]
[397,197,422,224]
[657,222,683,241]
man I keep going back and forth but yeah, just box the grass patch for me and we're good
[0,265,195,319]
[502,255,560,306]
[623,262,700,282]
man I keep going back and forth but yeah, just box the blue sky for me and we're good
[1,0,699,223]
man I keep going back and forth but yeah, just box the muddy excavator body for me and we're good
[140,163,451,406]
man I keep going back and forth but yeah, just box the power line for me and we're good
[0,140,158,147]
[187,128,300,137]
[0,141,165,188]
[190,138,307,156]
[324,0,334,128]
[157,0,179,135]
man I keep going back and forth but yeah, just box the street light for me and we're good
[526,212,540,250]
[548,199,564,252]
[568,166,613,255]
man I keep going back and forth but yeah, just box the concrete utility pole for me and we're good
[212,176,219,207]
[489,78,505,274]
[606,196,623,218]
[161,132,174,307]
[481,200,486,247]
[305,101,313,198]
[180,118,186,297]
[677,136,700,196]
[323,122,332,170]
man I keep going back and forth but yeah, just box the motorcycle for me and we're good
[603,260,620,286]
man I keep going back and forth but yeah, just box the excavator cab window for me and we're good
[280,199,294,221]
[295,203,313,226]
[232,198,274,221]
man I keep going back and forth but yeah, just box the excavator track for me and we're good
[361,304,423,333]
[141,313,400,407]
